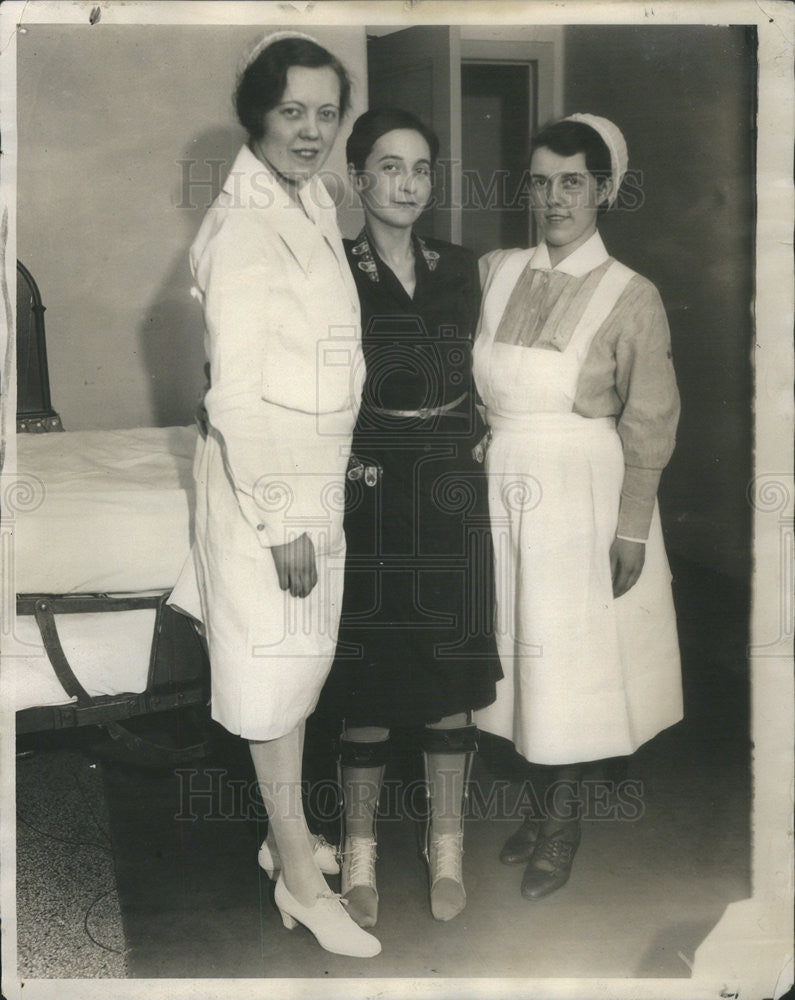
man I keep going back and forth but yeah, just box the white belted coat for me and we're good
[170,145,363,740]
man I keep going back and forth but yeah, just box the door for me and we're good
[461,61,534,256]
[367,28,558,249]
[367,26,462,242]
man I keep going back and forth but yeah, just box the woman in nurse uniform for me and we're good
[170,32,378,957]
[473,114,683,900]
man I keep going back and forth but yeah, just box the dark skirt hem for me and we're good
[339,687,499,729]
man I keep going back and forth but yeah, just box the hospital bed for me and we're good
[11,261,210,763]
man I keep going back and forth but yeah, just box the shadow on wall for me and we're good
[137,127,241,428]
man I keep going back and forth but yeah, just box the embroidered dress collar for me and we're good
[350,228,440,283]
[529,230,610,277]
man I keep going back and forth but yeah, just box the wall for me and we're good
[17,24,367,431]
[564,25,755,583]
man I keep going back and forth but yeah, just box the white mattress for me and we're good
[7,610,156,712]
[14,426,197,593]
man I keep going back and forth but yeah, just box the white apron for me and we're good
[473,254,683,764]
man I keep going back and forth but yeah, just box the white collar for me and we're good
[221,144,335,224]
[219,145,350,287]
[529,230,610,277]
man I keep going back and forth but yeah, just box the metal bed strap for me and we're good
[17,594,164,615]
[32,598,97,707]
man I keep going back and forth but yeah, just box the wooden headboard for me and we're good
[17,261,63,432]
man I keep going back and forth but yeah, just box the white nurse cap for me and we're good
[562,113,628,207]
[245,29,322,67]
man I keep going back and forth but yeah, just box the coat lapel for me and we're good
[273,212,321,276]
[221,146,355,306]
[301,175,359,313]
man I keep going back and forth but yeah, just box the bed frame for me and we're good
[15,261,210,764]
[15,261,63,434]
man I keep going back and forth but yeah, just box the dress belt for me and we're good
[372,392,468,420]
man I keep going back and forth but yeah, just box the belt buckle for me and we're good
[364,465,380,487]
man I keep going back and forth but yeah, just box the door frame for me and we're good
[460,37,562,132]
[364,28,563,244]
[459,37,563,247]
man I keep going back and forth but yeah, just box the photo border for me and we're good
[1,2,792,999]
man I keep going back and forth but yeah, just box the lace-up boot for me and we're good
[420,722,478,922]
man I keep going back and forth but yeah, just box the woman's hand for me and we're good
[196,362,211,439]
[471,429,491,464]
[195,397,210,439]
[270,533,318,598]
[610,537,645,598]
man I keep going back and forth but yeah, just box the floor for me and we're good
[15,743,127,978]
[13,554,752,983]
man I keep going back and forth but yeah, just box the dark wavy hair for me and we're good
[235,37,352,142]
[346,107,440,171]
[530,119,613,214]
[530,119,612,180]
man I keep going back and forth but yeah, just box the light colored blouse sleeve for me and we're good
[478,248,511,291]
[614,279,680,540]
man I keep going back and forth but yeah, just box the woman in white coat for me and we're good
[170,32,378,957]
[473,115,683,900]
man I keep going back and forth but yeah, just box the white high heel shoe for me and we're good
[258,833,339,879]
[274,874,381,958]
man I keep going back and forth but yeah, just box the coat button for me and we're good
[256,523,265,531]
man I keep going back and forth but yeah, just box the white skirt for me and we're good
[475,412,683,764]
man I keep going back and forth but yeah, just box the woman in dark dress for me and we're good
[318,108,501,926]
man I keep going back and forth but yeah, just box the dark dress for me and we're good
[317,230,502,728]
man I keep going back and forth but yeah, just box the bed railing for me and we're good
[16,261,63,433]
